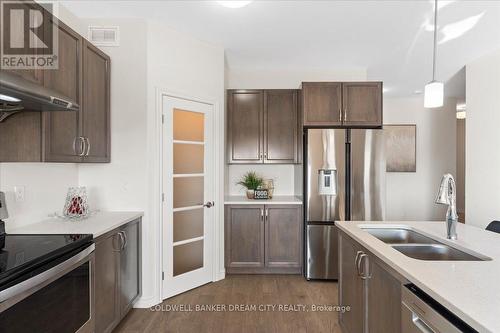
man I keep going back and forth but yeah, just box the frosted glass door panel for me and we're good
[173,143,204,174]
[173,209,204,243]
[173,109,204,142]
[173,177,204,208]
[173,240,203,276]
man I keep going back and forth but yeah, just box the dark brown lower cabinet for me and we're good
[339,230,404,333]
[225,204,302,274]
[95,219,141,333]
[265,205,302,269]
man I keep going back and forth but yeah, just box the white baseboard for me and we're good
[216,269,225,281]
[133,295,161,308]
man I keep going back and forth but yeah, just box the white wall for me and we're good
[227,164,295,196]
[384,97,457,221]
[0,164,79,230]
[225,68,367,196]
[465,49,500,229]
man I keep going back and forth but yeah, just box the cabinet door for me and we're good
[95,233,120,333]
[264,205,302,269]
[82,40,111,162]
[264,90,298,163]
[119,220,141,317]
[42,20,83,162]
[367,259,401,333]
[0,112,42,162]
[302,82,342,126]
[0,1,45,85]
[227,90,263,163]
[339,232,365,333]
[342,82,382,127]
[225,205,265,268]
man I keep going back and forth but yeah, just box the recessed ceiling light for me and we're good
[439,12,484,44]
[217,1,252,9]
[414,90,423,95]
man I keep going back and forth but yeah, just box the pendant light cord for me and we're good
[432,0,438,81]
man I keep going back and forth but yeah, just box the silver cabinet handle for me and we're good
[344,109,347,122]
[339,108,342,123]
[122,231,128,249]
[260,209,264,221]
[84,137,91,156]
[113,232,124,252]
[359,254,372,280]
[265,208,269,220]
[78,137,86,156]
[72,137,78,155]
[355,251,363,276]
[411,313,435,333]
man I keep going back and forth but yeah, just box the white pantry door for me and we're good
[162,96,215,299]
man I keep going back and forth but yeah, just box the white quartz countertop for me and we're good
[336,220,500,333]
[9,211,144,238]
[224,195,302,205]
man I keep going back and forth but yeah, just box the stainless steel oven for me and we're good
[0,243,95,333]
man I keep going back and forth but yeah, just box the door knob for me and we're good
[203,201,214,208]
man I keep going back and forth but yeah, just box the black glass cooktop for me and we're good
[0,234,93,286]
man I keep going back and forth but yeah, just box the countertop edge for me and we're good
[224,195,303,205]
[91,212,144,237]
[9,211,144,238]
[336,222,490,333]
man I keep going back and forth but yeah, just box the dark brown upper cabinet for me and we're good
[302,82,342,126]
[264,90,299,163]
[0,8,111,163]
[302,81,383,128]
[227,89,300,164]
[81,40,111,163]
[43,19,83,162]
[1,1,46,86]
[227,90,263,163]
[342,82,383,127]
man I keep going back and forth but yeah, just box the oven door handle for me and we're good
[0,243,95,311]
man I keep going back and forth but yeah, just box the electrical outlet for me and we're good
[14,186,25,202]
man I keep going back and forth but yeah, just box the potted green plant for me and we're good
[237,171,263,199]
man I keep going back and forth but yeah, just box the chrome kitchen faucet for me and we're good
[435,174,458,240]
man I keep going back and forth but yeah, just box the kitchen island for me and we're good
[336,221,500,333]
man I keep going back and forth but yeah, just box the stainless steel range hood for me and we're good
[0,71,79,122]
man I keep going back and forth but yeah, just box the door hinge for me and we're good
[162,114,165,124]
[162,271,165,280]
[162,193,165,202]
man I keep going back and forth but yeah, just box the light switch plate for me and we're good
[14,186,25,202]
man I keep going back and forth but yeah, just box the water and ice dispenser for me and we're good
[318,169,338,196]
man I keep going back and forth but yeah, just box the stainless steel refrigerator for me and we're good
[305,128,385,280]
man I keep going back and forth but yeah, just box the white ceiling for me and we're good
[62,0,500,97]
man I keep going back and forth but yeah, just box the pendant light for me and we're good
[424,0,444,108]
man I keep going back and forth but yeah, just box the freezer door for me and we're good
[306,224,339,280]
[350,129,386,221]
[306,129,346,222]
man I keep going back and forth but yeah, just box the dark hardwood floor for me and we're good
[114,275,342,333]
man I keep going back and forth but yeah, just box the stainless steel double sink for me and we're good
[362,228,489,261]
